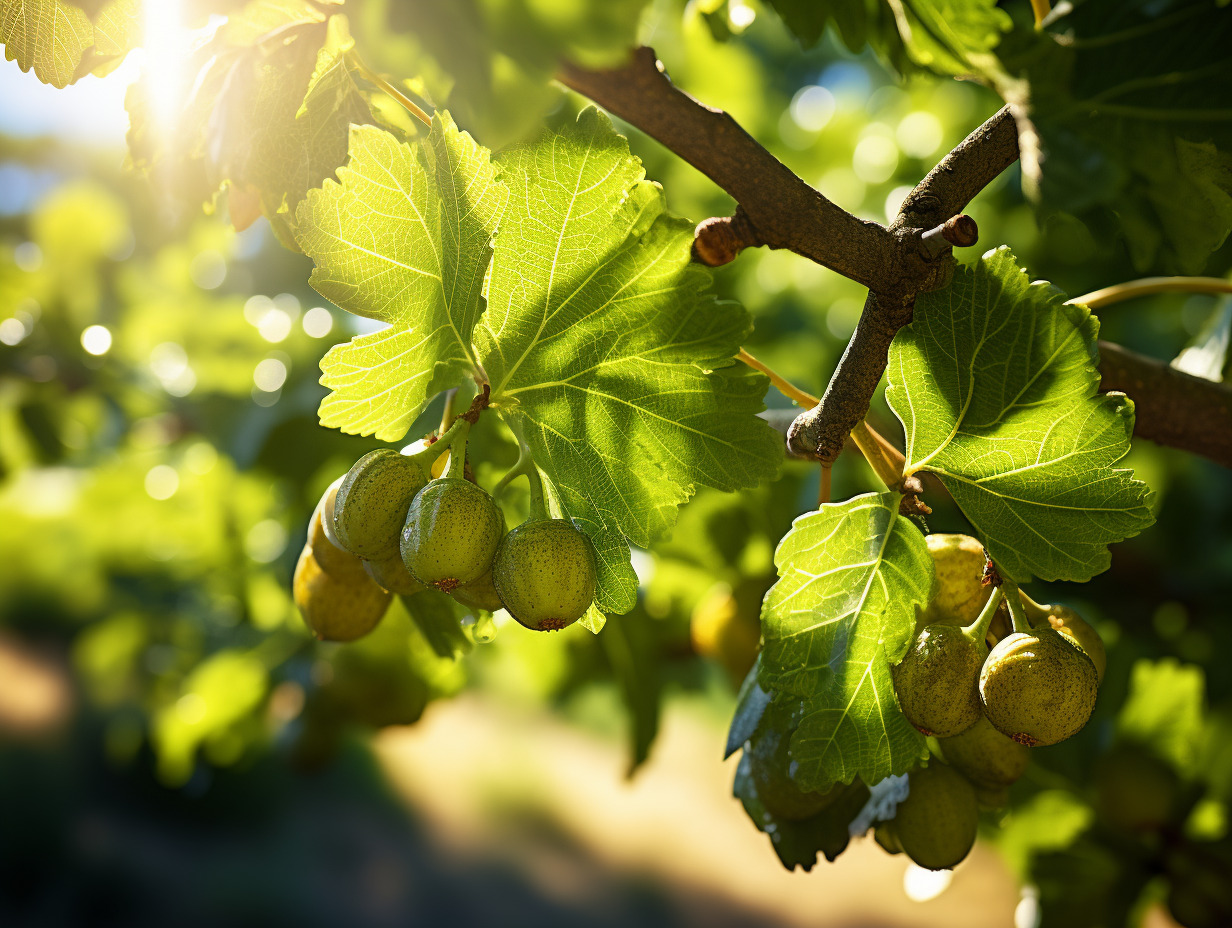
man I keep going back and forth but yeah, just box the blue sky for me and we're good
[0,54,137,148]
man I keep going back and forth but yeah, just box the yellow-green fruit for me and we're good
[979,628,1099,746]
[895,763,979,870]
[334,449,430,560]
[492,519,597,631]
[920,534,991,627]
[452,568,504,612]
[974,784,1010,810]
[892,625,986,737]
[362,552,427,595]
[747,701,842,821]
[690,582,761,685]
[293,546,391,641]
[401,478,504,592]
[1033,604,1106,684]
[307,493,369,585]
[874,821,903,855]
[318,475,345,550]
[937,716,1030,789]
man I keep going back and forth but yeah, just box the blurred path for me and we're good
[376,695,1021,928]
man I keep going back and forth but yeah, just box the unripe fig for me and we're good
[894,762,979,870]
[747,699,842,821]
[492,518,598,631]
[318,475,345,550]
[307,488,369,585]
[920,533,991,627]
[363,552,427,595]
[334,449,430,560]
[874,821,903,855]
[690,580,762,685]
[979,628,1099,746]
[293,545,391,641]
[401,477,504,591]
[936,716,1029,789]
[452,568,504,613]
[892,624,986,737]
[1030,603,1106,683]
[974,784,1009,810]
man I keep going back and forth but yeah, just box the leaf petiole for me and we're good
[850,420,905,490]
[347,51,432,127]
[1069,276,1232,309]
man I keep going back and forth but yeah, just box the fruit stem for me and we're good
[1017,590,1051,625]
[441,419,470,479]
[526,459,549,521]
[408,416,470,473]
[1002,581,1032,634]
[493,443,532,498]
[961,585,1004,644]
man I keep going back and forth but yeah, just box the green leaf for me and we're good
[399,590,473,661]
[1,0,94,87]
[994,789,1094,878]
[886,247,1155,583]
[726,655,771,759]
[1117,658,1206,772]
[479,108,781,613]
[297,116,507,439]
[1000,0,1232,273]
[601,609,662,775]
[759,492,933,793]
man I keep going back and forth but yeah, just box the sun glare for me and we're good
[142,0,190,129]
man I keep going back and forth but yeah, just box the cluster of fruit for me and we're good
[292,429,599,640]
[744,533,1107,872]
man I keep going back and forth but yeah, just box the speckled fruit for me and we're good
[362,552,426,595]
[293,545,391,641]
[979,628,1099,746]
[401,478,504,591]
[747,699,842,821]
[307,491,370,585]
[452,568,505,613]
[492,519,597,631]
[894,763,979,870]
[919,534,992,628]
[1034,604,1106,683]
[937,716,1030,788]
[891,625,986,737]
[334,449,430,560]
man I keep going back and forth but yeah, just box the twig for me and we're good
[920,214,979,257]
[1030,0,1052,28]
[557,48,898,291]
[1070,277,1232,309]
[1098,340,1232,469]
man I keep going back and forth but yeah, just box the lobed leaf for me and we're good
[1,0,94,88]
[478,108,781,612]
[887,247,1155,583]
[297,116,507,440]
[759,492,933,792]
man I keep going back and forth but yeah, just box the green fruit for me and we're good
[1094,745,1179,832]
[452,568,504,612]
[874,821,903,855]
[293,545,391,641]
[401,477,504,591]
[747,699,843,821]
[979,628,1099,746]
[362,552,426,595]
[937,716,1030,789]
[492,518,598,631]
[894,763,979,870]
[334,449,430,560]
[920,533,991,627]
[974,784,1009,810]
[307,487,369,585]
[1031,603,1106,684]
[690,580,763,685]
[892,624,986,737]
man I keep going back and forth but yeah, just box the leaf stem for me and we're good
[850,420,905,490]
[347,52,432,127]
[1069,277,1232,309]
[737,348,819,408]
[1030,0,1051,27]
[962,586,1004,643]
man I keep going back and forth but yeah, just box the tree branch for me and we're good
[556,48,898,290]
[1098,342,1232,469]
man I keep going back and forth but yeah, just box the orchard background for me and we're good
[1,1,1231,926]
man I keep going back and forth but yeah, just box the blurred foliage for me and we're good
[2,1,1232,926]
